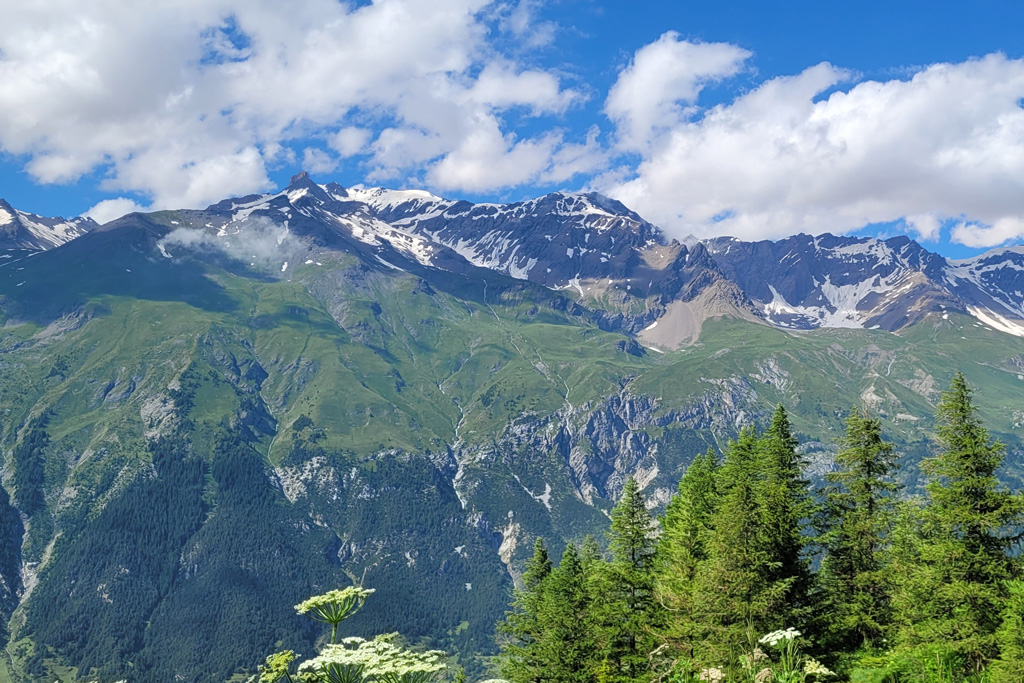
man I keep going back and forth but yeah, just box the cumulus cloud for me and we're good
[605,32,751,152]
[83,197,148,225]
[604,49,1024,247]
[302,147,338,175]
[0,0,590,208]
[10,5,1024,250]
[330,127,373,158]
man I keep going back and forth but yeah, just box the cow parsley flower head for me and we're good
[803,658,835,677]
[297,633,446,681]
[758,627,801,647]
[295,587,375,624]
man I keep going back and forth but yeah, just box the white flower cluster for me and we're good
[758,627,801,647]
[803,657,835,677]
[297,634,446,678]
[294,587,375,623]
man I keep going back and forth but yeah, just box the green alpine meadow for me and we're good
[0,176,1023,682]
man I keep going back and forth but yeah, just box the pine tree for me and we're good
[893,372,1024,671]
[819,407,900,649]
[593,477,659,682]
[499,538,554,683]
[654,448,719,661]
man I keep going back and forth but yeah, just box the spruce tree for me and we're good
[819,407,900,649]
[538,544,599,683]
[692,427,773,666]
[893,372,1024,671]
[499,538,554,683]
[594,477,659,682]
[758,405,815,625]
[654,448,719,661]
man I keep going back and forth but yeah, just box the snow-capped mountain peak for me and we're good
[0,198,96,252]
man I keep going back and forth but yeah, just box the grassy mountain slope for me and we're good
[0,213,1023,680]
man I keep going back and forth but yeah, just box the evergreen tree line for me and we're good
[498,373,1024,682]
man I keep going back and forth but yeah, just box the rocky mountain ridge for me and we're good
[9,172,1024,344]
[0,198,95,252]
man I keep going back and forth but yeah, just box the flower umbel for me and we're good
[803,658,835,678]
[297,633,446,683]
[295,587,375,644]
[758,628,801,647]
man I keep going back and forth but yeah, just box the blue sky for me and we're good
[1,1,1023,258]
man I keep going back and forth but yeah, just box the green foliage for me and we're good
[819,407,901,650]
[499,539,602,683]
[595,476,660,681]
[498,538,552,682]
[538,544,599,683]
[498,382,1024,682]
[654,448,719,660]
[759,406,816,629]
[12,412,50,516]
[688,423,816,668]
[258,650,298,683]
[892,372,1024,670]
[23,435,209,680]
[990,580,1024,682]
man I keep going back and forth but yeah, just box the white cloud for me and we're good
[605,32,751,152]
[83,197,148,224]
[498,0,557,49]
[427,114,561,191]
[330,127,372,158]
[952,218,1024,248]
[302,147,337,175]
[605,50,1024,247]
[0,0,584,207]
[466,62,578,114]
[905,214,943,242]
[159,216,303,267]
[10,5,1024,251]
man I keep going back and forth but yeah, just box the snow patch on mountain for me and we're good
[331,212,437,266]
[343,186,445,211]
[967,306,1024,337]
[23,217,91,247]
[0,201,94,250]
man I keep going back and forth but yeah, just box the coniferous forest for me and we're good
[494,372,1024,683]
[256,372,1024,683]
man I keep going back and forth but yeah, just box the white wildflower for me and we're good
[758,627,801,647]
[803,658,835,677]
[297,633,446,679]
[294,587,375,624]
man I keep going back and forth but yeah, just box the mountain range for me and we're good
[1,173,1024,681]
